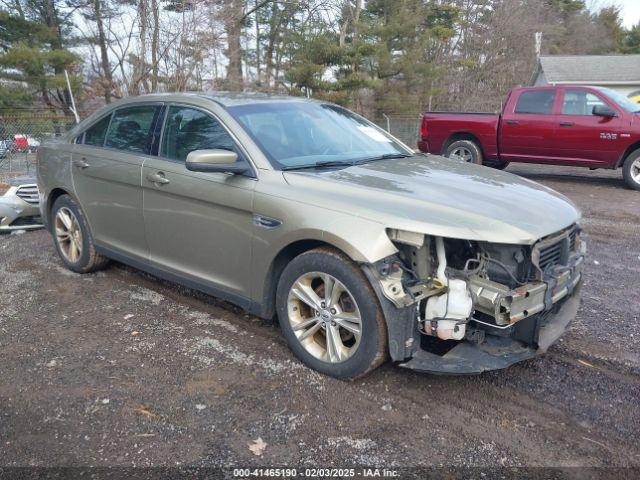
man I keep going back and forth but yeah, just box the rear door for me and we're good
[72,104,162,259]
[499,89,562,163]
[552,88,623,167]
[141,104,256,304]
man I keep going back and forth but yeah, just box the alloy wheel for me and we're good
[450,146,474,162]
[55,207,83,263]
[287,272,362,363]
[632,158,640,185]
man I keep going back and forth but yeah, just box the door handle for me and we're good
[506,120,519,125]
[146,172,170,185]
[73,158,90,169]
[560,122,575,127]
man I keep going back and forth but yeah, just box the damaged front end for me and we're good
[0,178,43,232]
[365,226,585,374]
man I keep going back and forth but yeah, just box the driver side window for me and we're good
[562,90,606,116]
[160,106,235,163]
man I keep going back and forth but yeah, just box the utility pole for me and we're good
[64,69,80,124]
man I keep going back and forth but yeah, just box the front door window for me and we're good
[562,90,606,116]
[160,106,236,163]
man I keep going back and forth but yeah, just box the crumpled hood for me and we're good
[283,155,580,245]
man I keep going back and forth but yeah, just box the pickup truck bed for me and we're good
[418,112,500,164]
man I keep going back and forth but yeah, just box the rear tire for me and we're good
[622,150,640,191]
[276,247,387,379]
[51,195,109,273]
[445,139,483,165]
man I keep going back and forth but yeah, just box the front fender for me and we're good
[249,185,400,312]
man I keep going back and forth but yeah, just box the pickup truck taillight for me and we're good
[420,116,427,139]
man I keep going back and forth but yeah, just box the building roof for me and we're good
[538,55,640,84]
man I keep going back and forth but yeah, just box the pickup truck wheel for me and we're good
[445,140,483,165]
[276,248,388,379]
[622,150,640,191]
[51,195,109,273]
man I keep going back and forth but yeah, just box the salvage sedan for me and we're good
[36,93,585,378]
[0,176,43,232]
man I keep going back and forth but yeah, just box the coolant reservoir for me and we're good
[425,279,473,341]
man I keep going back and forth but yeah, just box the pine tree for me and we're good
[0,2,80,114]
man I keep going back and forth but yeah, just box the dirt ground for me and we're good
[0,163,639,474]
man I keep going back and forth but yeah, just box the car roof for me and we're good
[111,91,320,108]
[200,91,318,106]
[65,91,327,142]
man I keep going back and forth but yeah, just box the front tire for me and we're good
[490,160,510,170]
[276,248,387,379]
[51,195,109,273]
[445,139,483,165]
[622,150,640,191]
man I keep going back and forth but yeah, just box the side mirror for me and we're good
[185,149,249,174]
[592,105,617,118]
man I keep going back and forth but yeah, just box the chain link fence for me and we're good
[0,112,424,182]
[372,114,422,149]
[0,107,483,183]
[0,114,77,182]
[371,100,502,149]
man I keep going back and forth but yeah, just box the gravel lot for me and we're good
[0,163,639,473]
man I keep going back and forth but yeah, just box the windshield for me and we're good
[594,87,640,113]
[227,101,412,170]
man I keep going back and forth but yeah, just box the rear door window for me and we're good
[105,105,160,154]
[83,114,112,146]
[514,91,556,115]
[160,106,235,163]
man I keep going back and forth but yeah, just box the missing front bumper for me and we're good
[399,284,581,374]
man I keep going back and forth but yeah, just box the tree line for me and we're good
[1,0,639,119]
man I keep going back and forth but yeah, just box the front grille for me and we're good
[569,229,577,251]
[10,215,42,226]
[16,184,39,204]
[538,240,565,271]
[534,226,578,273]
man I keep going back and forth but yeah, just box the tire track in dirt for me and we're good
[2,162,640,467]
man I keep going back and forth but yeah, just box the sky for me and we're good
[589,0,640,28]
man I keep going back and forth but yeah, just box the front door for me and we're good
[552,88,623,167]
[141,105,256,303]
[500,89,561,164]
[72,104,162,259]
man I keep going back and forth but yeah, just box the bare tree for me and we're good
[224,0,244,89]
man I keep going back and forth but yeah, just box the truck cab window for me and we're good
[562,90,606,116]
[515,91,556,115]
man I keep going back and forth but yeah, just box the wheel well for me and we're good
[442,132,483,157]
[258,239,346,320]
[617,142,640,168]
[46,188,70,227]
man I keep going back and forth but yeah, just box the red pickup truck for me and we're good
[418,86,640,190]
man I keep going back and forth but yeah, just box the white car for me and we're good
[0,176,43,232]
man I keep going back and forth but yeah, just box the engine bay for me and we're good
[377,225,585,348]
